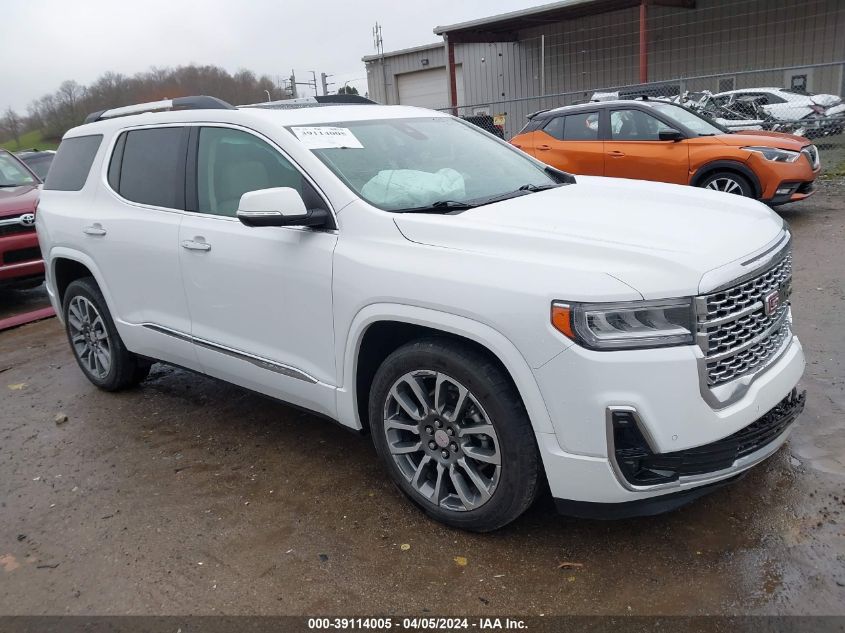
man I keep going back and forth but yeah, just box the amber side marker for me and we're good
[551,303,575,339]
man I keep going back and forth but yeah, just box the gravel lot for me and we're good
[1,179,843,616]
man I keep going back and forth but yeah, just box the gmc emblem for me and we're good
[764,290,781,316]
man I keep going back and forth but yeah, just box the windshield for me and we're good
[649,102,728,136]
[0,152,38,187]
[297,117,558,211]
[21,154,53,180]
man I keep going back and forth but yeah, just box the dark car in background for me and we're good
[16,149,55,181]
[0,149,44,289]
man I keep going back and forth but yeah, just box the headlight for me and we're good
[742,146,800,163]
[551,299,694,350]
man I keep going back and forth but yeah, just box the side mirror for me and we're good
[236,187,330,228]
[658,129,684,142]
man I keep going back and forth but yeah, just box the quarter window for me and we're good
[43,135,103,191]
[610,109,673,141]
[196,127,308,217]
[115,127,186,209]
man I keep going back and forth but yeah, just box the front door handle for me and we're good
[536,144,552,151]
[181,239,211,252]
[83,224,107,236]
[608,150,626,157]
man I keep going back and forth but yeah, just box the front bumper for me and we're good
[0,231,44,286]
[532,334,805,506]
[551,389,804,518]
[750,148,819,203]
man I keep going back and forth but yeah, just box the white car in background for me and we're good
[711,87,845,137]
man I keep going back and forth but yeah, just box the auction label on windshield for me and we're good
[292,126,364,149]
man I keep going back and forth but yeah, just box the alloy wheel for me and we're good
[383,370,501,512]
[67,296,112,379]
[705,177,744,195]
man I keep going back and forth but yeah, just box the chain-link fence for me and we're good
[454,62,845,173]
[430,0,845,173]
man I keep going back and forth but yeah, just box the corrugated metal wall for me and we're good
[365,44,446,105]
[364,0,845,136]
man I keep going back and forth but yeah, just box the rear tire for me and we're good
[698,171,754,198]
[369,337,540,532]
[62,277,151,391]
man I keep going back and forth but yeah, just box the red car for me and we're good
[0,149,44,289]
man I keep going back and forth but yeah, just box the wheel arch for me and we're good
[339,304,555,436]
[690,160,761,198]
[48,248,116,323]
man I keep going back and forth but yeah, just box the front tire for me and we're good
[62,277,151,391]
[369,338,540,532]
[699,171,753,197]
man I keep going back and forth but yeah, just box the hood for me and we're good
[393,176,784,299]
[0,184,40,217]
[809,93,841,108]
[716,130,808,149]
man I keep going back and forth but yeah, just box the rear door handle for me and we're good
[536,144,552,151]
[181,239,211,252]
[83,224,107,236]
[608,150,626,157]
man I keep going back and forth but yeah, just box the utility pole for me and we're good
[320,72,334,96]
[373,22,387,103]
[289,70,297,99]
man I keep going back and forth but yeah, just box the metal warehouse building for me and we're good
[364,0,845,137]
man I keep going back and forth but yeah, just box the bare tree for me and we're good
[26,64,288,141]
[3,107,22,147]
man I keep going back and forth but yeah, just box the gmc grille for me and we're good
[696,248,792,388]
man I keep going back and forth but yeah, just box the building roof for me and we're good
[362,41,444,63]
[434,0,693,42]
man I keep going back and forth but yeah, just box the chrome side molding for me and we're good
[141,323,318,384]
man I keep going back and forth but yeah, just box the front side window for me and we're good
[43,135,103,191]
[115,127,186,209]
[648,102,726,136]
[197,127,307,217]
[610,109,674,141]
[0,152,38,187]
[303,117,558,212]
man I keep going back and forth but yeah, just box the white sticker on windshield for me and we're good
[291,126,364,149]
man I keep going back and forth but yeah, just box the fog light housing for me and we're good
[776,187,792,195]
[611,411,679,486]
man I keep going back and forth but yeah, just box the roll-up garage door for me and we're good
[397,66,463,110]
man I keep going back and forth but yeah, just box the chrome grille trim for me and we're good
[696,243,794,405]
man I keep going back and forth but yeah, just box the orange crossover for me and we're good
[511,99,820,206]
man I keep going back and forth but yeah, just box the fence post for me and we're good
[540,34,546,100]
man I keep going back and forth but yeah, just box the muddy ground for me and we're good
[1,180,843,616]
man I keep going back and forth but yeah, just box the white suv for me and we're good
[37,96,806,531]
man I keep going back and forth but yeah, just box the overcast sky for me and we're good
[3,0,535,113]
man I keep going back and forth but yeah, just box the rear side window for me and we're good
[44,135,103,191]
[563,112,599,140]
[542,113,599,141]
[112,127,186,209]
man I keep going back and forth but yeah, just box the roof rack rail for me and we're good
[526,108,551,119]
[243,94,377,109]
[84,95,235,124]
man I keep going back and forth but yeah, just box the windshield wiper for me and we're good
[395,200,476,214]
[518,183,563,192]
